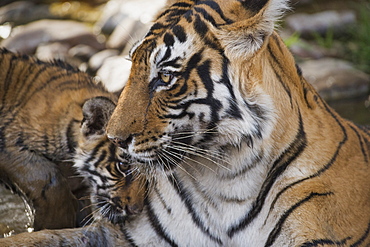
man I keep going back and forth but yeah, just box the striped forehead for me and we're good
[151,30,194,67]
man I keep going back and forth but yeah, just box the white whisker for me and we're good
[159,150,198,181]
[167,144,230,171]
[171,141,229,163]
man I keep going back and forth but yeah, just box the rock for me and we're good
[300,58,370,101]
[285,10,356,38]
[94,10,129,35]
[68,44,99,62]
[0,23,12,40]
[88,49,120,73]
[48,2,103,23]
[35,42,86,69]
[106,18,148,50]
[0,1,57,26]
[96,55,131,93]
[35,42,70,61]
[1,19,105,54]
[95,0,166,35]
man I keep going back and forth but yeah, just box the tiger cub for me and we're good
[75,97,147,224]
[0,48,145,231]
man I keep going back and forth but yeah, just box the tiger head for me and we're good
[75,97,147,224]
[106,0,296,176]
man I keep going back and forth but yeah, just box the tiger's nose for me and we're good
[108,135,133,149]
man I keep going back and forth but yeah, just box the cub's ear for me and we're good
[216,0,289,60]
[81,96,116,137]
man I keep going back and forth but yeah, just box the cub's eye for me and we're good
[116,161,130,177]
[159,71,173,84]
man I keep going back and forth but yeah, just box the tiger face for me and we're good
[0,1,368,246]
[106,0,279,175]
[75,97,147,224]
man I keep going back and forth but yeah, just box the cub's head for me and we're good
[75,97,147,224]
[106,0,288,174]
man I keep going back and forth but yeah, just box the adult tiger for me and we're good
[0,49,145,232]
[1,0,369,246]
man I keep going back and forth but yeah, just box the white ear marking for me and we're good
[217,0,290,60]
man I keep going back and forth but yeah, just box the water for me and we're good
[328,95,370,126]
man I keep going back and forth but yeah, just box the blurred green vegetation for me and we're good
[343,3,370,74]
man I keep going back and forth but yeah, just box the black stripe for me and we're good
[358,125,370,136]
[182,50,202,82]
[146,23,166,38]
[172,25,187,43]
[196,1,233,25]
[349,124,369,163]
[197,60,222,124]
[160,57,181,68]
[194,7,217,27]
[265,101,349,228]
[268,46,293,108]
[108,142,117,162]
[193,14,208,37]
[120,226,139,247]
[265,192,334,247]
[350,221,370,247]
[157,47,172,66]
[85,140,107,163]
[93,150,107,168]
[66,119,79,154]
[164,32,175,47]
[295,63,303,77]
[302,83,314,110]
[1,55,18,110]
[165,9,190,24]
[154,185,172,214]
[240,0,269,13]
[83,167,105,181]
[96,183,115,190]
[228,111,307,238]
[12,64,48,110]
[15,132,27,151]
[168,174,223,245]
[172,79,189,98]
[300,237,351,247]
[12,73,68,116]
[41,135,49,156]
[244,100,267,121]
[0,127,5,151]
[146,197,179,247]
[156,2,193,20]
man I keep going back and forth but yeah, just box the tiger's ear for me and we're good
[216,0,289,60]
[81,96,116,138]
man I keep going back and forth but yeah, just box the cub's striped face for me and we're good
[107,0,279,173]
[75,139,146,224]
[75,97,146,224]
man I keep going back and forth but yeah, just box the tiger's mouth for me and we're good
[127,146,186,173]
[96,196,140,224]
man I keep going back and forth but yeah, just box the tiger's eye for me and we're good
[116,161,130,177]
[160,72,173,83]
